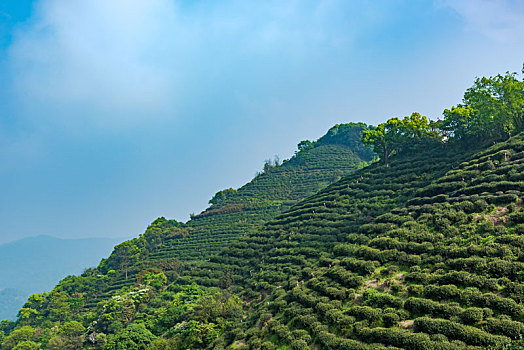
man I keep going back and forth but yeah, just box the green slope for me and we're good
[79,123,374,300]
[6,133,524,350]
[199,133,524,349]
[150,134,373,263]
[7,130,524,350]
[0,123,373,332]
[4,70,524,349]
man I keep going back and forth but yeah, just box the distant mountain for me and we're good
[0,235,122,320]
[0,289,26,323]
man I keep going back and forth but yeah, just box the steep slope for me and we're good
[7,130,524,349]
[0,123,373,327]
[76,123,374,304]
[201,133,524,349]
[147,122,374,263]
[3,132,466,349]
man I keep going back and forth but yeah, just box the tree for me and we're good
[297,140,314,153]
[111,241,140,280]
[362,118,401,166]
[48,291,71,321]
[362,113,435,166]
[191,289,243,324]
[1,326,36,350]
[143,272,167,290]
[362,112,441,166]
[46,337,66,350]
[12,341,38,350]
[401,112,433,141]
[442,71,524,142]
[48,321,85,350]
[137,217,180,254]
[0,320,15,336]
[441,105,474,140]
[16,293,47,326]
[209,188,237,205]
[105,323,156,350]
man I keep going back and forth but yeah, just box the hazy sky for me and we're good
[1,0,523,244]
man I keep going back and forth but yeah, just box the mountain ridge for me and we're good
[4,132,524,349]
[2,70,524,349]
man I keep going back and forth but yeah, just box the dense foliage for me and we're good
[2,70,524,349]
[442,72,524,142]
[361,112,439,165]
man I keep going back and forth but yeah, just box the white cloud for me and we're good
[5,0,368,130]
[8,0,178,128]
[440,0,524,43]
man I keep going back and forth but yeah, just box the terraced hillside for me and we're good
[150,149,372,262]
[0,123,373,315]
[10,131,523,349]
[188,133,524,349]
[4,70,524,350]
[5,132,524,349]
[147,123,374,263]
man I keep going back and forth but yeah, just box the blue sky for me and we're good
[1,0,523,244]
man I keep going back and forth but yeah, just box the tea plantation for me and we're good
[2,70,524,350]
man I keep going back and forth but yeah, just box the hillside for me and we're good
[0,123,375,343]
[133,131,523,349]
[0,235,121,321]
[217,135,524,349]
[65,123,374,305]
[7,129,524,350]
[149,122,374,262]
[2,71,523,350]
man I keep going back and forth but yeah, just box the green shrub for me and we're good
[414,317,510,347]
[460,307,484,324]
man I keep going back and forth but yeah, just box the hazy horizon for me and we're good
[0,233,128,246]
[1,0,524,244]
